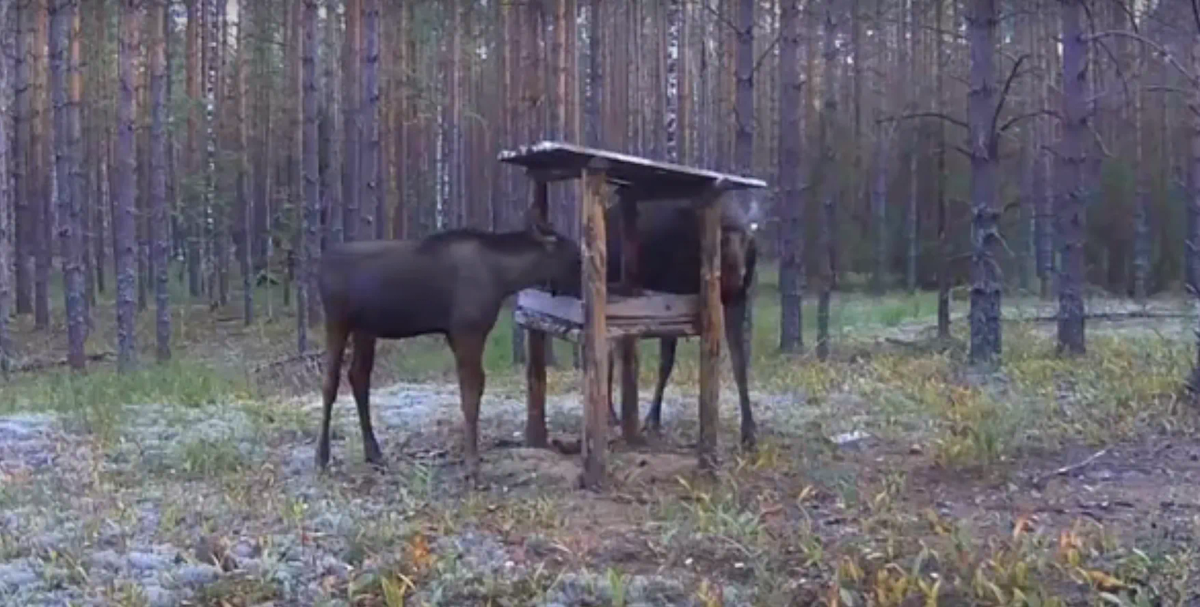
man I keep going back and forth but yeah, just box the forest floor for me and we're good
[2,284,1200,606]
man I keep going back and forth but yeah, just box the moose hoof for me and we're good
[740,429,758,452]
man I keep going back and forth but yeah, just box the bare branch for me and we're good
[1087,30,1198,84]
[878,111,969,130]
[991,54,1029,137]
[999,109,1063,134]
[1089,123,1115,159]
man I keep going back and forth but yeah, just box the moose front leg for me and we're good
[451,332,486,483]
[724,301,755,450]
[348,332,385,467]
[643,337,677,434]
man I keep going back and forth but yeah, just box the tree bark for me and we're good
[967,0,1001,365]
[13,0,31,316]
[816,0,838,361]
[1132,39,1149,301]
[935,0,950,338]
[362,0,381,238]
[587,0,603,148]
[342,0,361,241]
[735,0,754,357]
[1058,0,1087,356]
[50,0,87,369]
[0,0,12,375]
[304,0,321,334]
[33,1,50,330]
[185,0,202,297]
[150,0,170,361]
[778,0,802,353]
[237,0,253,325]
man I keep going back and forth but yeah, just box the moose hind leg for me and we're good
[725,302,756,450]
[316,323,350,470]
[349,332,384,467]
[450,331,486,481]
[643,337,677,433]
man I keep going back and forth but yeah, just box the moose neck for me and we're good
[484,233,553,294]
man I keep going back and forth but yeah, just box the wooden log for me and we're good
[513,307,697,340]
[580,165,609,489]
[516,288,698,323]
[526,179,550,447]
[698,190,724,470]
[618,192,641,442]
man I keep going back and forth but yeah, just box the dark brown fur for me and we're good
[315,220,579,477]
[607,198,759,447]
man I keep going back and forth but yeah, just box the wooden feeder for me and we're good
[498,141,766,490]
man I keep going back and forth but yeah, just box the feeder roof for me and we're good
[498,141,766,200]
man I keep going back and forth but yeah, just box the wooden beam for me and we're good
[618,192,641,442]
[580,166,609,490]
[698,191,724,471]
[525,178,551,448]
[514,307,697,340]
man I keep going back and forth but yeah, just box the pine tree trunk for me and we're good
[735,0,754,358]
[303,0,321,334]
[967,0,1001,365]
[51,0,87,369]
[362,0,381,238]
[1057,0,1087,356]
[115,0,139,370]
[150,0,170,361]
[0,0,12,375]
[935,0,950,338]
[322,0,343,244]
[342,0,360,241]
[32,1,51,330]
[1131,40,1149,301]
[778,0,802,353]
[816,0,838,361]
[237,0,253,325]
[389,2,404,239]
[185,0,202,298]
[13,0,31,316]
[904,0,919,293]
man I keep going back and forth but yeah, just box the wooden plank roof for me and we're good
[498,141,767,197]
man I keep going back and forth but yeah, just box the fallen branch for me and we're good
[1016,311,1191,323]
[12,351,114,373]
[1032,448,1109,488]
[251,351,325,374]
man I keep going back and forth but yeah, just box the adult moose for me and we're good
[605,195,760,448]
[315,218,580,479]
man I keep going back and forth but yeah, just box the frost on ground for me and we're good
[0,376,798,606]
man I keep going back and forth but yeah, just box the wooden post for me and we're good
[698,189,724,470]
[525,178,550,447]
[618,193,641,442]
[580,165,609,489]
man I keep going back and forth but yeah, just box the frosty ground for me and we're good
[2,294,1200,606]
